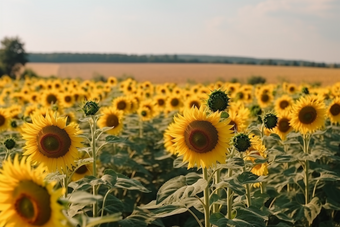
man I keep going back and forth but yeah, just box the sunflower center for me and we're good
[37,125,71,158]
[236,92,244,99]
[64,96,72,103]
[330,103,340,116]
[278,118,290,132]
[185,121,218,153]
[117,101,127,110]
[157,99,165,106]
[106,114,119,127]
[0,115,5,126]
[75,165,88,174]
[298,106,317,124]
[141,110,148,116]
[16,196,35,219]
[171,98,179,107]
[261,94,269,102]
[46,94,57,104]
[279,100,289,109]
[14,180,51,225]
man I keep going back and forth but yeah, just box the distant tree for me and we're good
[0,36,28,78]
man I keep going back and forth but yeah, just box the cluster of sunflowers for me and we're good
[0,73,339,227]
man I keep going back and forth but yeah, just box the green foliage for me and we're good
[247,75,267,85]
[0,36,28,78]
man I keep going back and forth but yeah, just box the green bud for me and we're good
[250,105,262,118]
[207,90,230,112]
[263,113,278,129]
[233,133,251,152]
[10,121,17,128]
[4,138,16,150]
[82,101,100,116]
[301,87,309,95]
[220,111,229,119]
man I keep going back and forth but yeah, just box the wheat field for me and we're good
[25,63,340,85]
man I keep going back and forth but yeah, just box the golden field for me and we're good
[25,63,340,85]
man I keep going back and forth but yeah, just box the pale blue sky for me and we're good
[1,0,339,63]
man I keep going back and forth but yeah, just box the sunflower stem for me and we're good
[93,185,98,218]
[213,169,221,213]
[303,134,310,205]
[245,183,252,207]
[91,116,97,178]
[63,174,68,198]
[90,116,98,221]
[139,117,143,138]
[203,168,211,227]
[227,168,233,219]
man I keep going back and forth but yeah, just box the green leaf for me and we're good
[68,191,102,204]
[85,213,122,227]
[101,169,118,187]
[304,197,322,225]
[218,157,244,169]
[173,156,188,168]
[115,174,150,193]
[149,204,188,218]
[237,172,263,184]
[156,172,201,204]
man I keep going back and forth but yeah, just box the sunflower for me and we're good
[184,96,202,110]
[140,99,157,118]
[169,107,233,169]
[244,134,268,188]
[112,96,132,114]
[0,108,10,132]
[273,111,293,141]
[71,163,94,182]
[60,93,75,108]
[22,112,83,173]
[0,155,66,226]
[327,97,340,124]
[154,95,167,111]
[286,83,298,94]
[97,107,124,135]
[40,90,61,107]
[256,87,274,108]
[166,95,183,111]
[290,95,326,134]
[138,106,153,121]
[274,95,293,113]
[156,85,170,95]
[107,76,118,87]
[228,108,247,133]
[164,123,176,154]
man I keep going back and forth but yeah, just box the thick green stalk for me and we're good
[245,183,252,207]
[213,169,221,213]
[91,116,97,178]
[90,116,98,221]
[227,168,233,219]
[203,168,211,227]
[63,175,68,198]
[303,134,310,205]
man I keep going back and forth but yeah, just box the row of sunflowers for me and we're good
[0,74,340,227]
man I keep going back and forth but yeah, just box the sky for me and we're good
[0,0,340,63]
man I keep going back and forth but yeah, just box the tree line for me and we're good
[1,36,339,78]
[28,53,340,68]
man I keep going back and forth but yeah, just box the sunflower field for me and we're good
[1,74,340,227]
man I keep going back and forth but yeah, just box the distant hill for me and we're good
[27,53,339,69]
